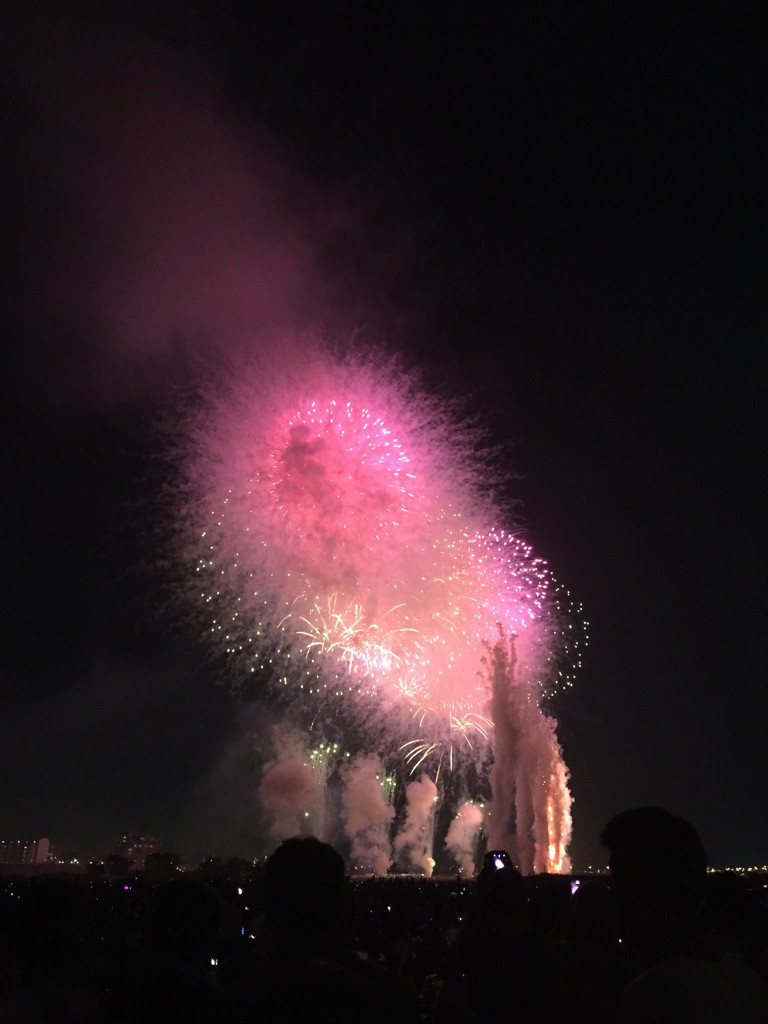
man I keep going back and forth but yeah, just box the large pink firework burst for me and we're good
[178,344,576,748]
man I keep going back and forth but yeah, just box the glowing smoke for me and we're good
[259,759,315,843]
[258,726,328,843]
[2,4,372,410]
[518,698,573,874]
[486,633,572,873]
[487,638,520,858]
[342,755,395,875]
[393,775,438,876]
[444,802,484,875]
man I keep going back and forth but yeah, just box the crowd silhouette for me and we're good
[1,809,766,1022]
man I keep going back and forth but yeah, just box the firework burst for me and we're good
[172,340,585,872]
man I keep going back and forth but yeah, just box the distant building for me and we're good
[119,831,162,866]
[0,838,50,865]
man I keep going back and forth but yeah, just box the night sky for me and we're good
[1,1,765,869]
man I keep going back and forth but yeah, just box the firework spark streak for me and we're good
[173,342,586,872]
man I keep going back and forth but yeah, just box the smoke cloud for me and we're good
[341,755,394,875]
[487,639,521,857]
[393,775,438,876]
[1,2,371,411]
[444,801,484,876]
[258,726,324,846]
[486,634,572,873]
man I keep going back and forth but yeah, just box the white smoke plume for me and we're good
[393,775,438,876]
[487,637,520,858]
[444,801,484,876]
[486,633,572,873]
[258,726,324,845]
[342,755,394,875]
[524,708,573,874]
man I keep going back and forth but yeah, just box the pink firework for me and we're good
[175,342,581,873]
[385,525,552,722]
[178,342,570,742]
[266,397,421,566]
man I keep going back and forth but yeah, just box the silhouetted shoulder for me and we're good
[620,949,768,1023]
[252,951,419,1024]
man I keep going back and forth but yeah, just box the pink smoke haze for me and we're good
[1,3,368,409]
[257,725,331,843]
[444,802,484,876]
[341,756,394,875]
[393,775,438,876]
[258,758,315,843]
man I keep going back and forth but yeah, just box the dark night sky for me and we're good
[1,1,765,868]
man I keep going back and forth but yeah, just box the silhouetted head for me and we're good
[262,837,346,950]
[601,807,707,952]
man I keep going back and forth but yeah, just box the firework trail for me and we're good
[174,341,584,871]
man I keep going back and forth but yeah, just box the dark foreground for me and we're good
[1,869,767,1023]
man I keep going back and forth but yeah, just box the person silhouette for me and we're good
[110,877,239,1023]
[246,837,418,1024]
[457,859,566,1023]
[601,806,768,1023]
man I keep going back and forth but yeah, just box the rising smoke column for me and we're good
[341,755,395,875]
[486,637,520,858]
[258,758,315,844]
[393,775,438,876]
[513,695,573,874]
[444,801,484,875]
[258,725,329,844]
[486,632,573,873]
